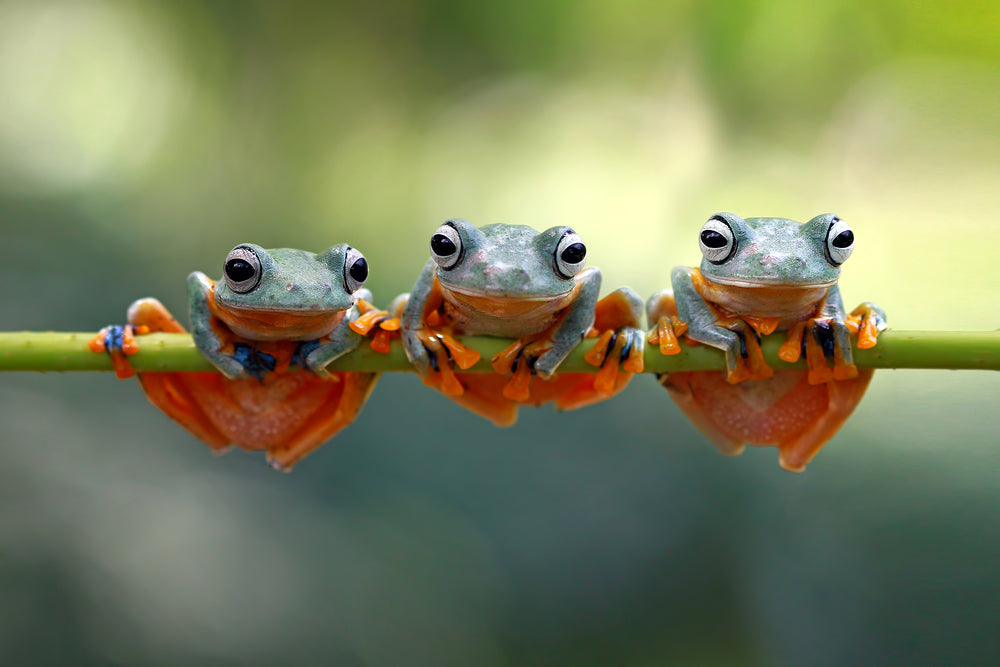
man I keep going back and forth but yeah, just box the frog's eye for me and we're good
[223,245,262,294]
[825,217,854,265]
[430,223,462,270]
[343,247,369,293]
[699,217,736,264]
[554,230,587,279]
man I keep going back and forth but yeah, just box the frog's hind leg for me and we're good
[659,372,746,457]
[127,297,186,334]
[135,373,233,452]
[125,298,234,453]
[645,290,689,356]
[776,370,874,472]
[89,297,185,378]
[581,288,646,393]
[438,374,520,427]
[265,373,380,471]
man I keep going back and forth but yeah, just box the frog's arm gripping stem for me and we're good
[304,298,367,378]
[671,266,743,376]
[187,272,246,379]
[534,267,601,379]
[400,260,438,375]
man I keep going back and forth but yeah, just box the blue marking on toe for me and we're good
[292,339,321,373]
[232,343,277,381]
[814,321,836,359]
[104,325,126,353]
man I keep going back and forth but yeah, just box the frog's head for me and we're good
[212,243,369,339]
[427,219,588,316]
[697,212,855,288]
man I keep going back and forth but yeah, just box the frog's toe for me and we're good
[266,453,294,473]
[408,334,465,396]
[803,319,857,383]
[296,340,337,378]
[501,354,534,401]
[647,315,687,356]
[227,343,275,380]
[620,327,646,373]
[89,324,141,379]
[582,327,644,393]
[532,347,564,379]
[725,325,772,383]
[401,335,431,375]
[849,302,887,349]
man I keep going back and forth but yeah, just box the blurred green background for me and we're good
[1,1,999,664]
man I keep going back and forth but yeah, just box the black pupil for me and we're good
[349,257,368,283]
[832,229,854,248]
[701,230,728,248]
[560,242,586,264]
[430,234,457,256]
[225,258,256,283]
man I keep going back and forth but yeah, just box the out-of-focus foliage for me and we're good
[1,1,998,664]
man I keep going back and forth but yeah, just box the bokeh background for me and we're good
[2,1,999,664]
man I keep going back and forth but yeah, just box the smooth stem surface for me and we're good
[0,330,998,374]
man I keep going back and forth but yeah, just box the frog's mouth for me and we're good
[440,282,576,318]
[704,274,837,289]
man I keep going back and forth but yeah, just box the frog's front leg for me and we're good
[486,268,600,401]
[187,272,248,379]
[400,262,480,394]
[532,267,602,379]
[301,304,366,377]
[671,267,759,383]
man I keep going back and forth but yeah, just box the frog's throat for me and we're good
[703,274,837,289]
[439,282,574,302]
[215,306,348,342]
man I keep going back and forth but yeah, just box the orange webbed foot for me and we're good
[490,337,552,401]
[847,302,887,350]
[799,318,859,384]
[584,327,646,393]
[724,320,773,384]
[350,299,403,354]
[582,287,646,393]
[415,327,481,396]
[646,315,689,356]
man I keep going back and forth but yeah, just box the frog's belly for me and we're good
[664,369,873,447]
[698,281,828,326]
[139,370,372,451]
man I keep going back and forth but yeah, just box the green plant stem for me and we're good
[0,330,998,374]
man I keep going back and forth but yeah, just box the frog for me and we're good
[646,212,886,471]
[399,219,646,426]
[89,243,396,471]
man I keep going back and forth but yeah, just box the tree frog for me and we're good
[90,243,395,471]
[647,212,886,471]
[400,219,646,426]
